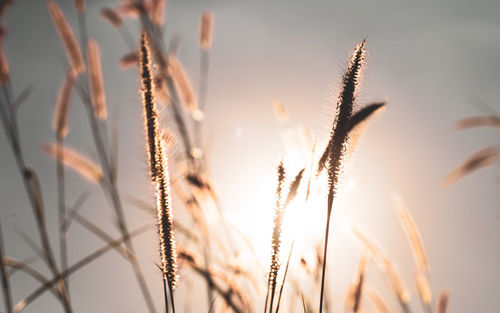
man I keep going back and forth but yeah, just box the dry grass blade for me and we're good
[12,225,149,313]
[393,195,429,272]
[0,222,13,313]
[62,191,90,232]
[347,102,386,133]
[178,251,245,313]
[53,69,76,138]
[367,289,391,313]
[436,289,449,313]
[199,11,214,50]
[101,7,123,28]
[73,212,132,260]
[48,1,85,74]
[443,146,499,185]
[455,115,500,130]
[167,54,201,120]
[42,143,103,183]
[318,101,384,174]
[87,39,107,120]
[12,85,34,112]
[3,257,66,305]
[320,39,366,313]
[6,255,38,277]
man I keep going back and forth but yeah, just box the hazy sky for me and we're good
[0,0,498,312]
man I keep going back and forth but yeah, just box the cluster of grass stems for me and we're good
[0,0,487,312]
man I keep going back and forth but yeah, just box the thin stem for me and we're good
[203,246,215,310]
[318,208,332,313]
[12,225,149,313]
[194,49,210,153]
[0,84,73,313]
[0,222,13,313]
[274,242,294,313]
[163,277,169,313]
[56,134,69,296]
[168,278,176,313]
[74,13,158,313]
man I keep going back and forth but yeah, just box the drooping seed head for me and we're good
[269,161,286,293]
[53,69,77,138]
[326,40,366,213]
[42,143,103,183]
[101,7,123,28]
[87,39,107,120]
[48,1,85,74]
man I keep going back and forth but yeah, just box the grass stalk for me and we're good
[0,222,13,313]
[56,134,69,296]
[319,40,366,313]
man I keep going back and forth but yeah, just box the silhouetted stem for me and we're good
[56,134,69,296]
[318,208,332,313]
[0,222,13,313]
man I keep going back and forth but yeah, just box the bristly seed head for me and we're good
[326,40,366,214]
[139,33,160,181]
[139,32,178,288]
[269,161,286,295]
